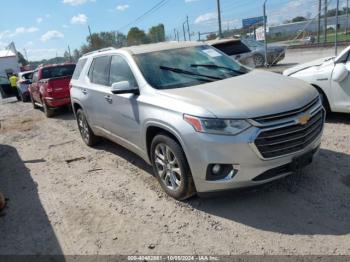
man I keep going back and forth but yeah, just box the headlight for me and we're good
[184,114,251,135]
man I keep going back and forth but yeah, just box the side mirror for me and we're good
[111,81,139,95]
[332,63,349,83]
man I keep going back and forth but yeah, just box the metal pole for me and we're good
[317,0,321,44]
[198,32,201,41]
[68,45,72,62]
[335,0,339,55]
[88,25,94,48]
[263,0,268,67]
[186,16,191,41]
[183,22,187,41]
[217,0,223,38]
[346,0,349,35]
[324,0,328,43]
[23,48,28,61]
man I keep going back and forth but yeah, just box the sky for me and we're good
[0,0,342,61]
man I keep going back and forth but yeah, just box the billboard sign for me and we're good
[242,16,265,28]
[255,27,265,41]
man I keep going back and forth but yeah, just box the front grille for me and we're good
[254,110,324,159]
[254,97,320,125]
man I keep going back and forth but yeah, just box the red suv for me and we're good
[29,63,76,117]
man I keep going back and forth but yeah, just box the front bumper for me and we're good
[182,128,321,193]
[181,99,324,193]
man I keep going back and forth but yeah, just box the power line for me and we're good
[117,0,171,31]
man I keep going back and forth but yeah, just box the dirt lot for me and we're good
[0,99,350,256]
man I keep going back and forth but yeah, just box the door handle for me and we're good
[82,89,88,95]
[104,95,113,103]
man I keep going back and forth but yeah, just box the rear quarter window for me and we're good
[213,41,251,56]
[72,59,87,80]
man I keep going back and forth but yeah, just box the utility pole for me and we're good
[183,22,187,41]
[186,15,191,41]
[198,32,201,41]
[176,30,180,42]
[263,0,268,67]
[23,48,28,61]
[346,0,349,35]
[335,0,339,55]
[317,0,322,44]
[88,25,94,48]
[68,45,72,62]
[324,0,328,43]
[217,0,223,38]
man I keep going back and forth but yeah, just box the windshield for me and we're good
[134,45,249,90]
[42,65,76,79]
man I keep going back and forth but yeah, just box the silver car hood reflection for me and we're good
[159,70,318,119]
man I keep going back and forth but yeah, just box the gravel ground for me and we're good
[0,98,349,256]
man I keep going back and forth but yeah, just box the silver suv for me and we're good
[70,42,324,200]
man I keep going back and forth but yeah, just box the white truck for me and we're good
[284,46,350,113]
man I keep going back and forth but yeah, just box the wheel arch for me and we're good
[144,123,186,164]
[311,83,331,111]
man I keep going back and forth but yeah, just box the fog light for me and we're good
[212,164,222,174]
[206,164,239,181]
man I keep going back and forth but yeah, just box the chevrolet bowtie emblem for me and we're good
[299,114,311,125]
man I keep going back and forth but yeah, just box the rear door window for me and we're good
[72,59,87,80]
[88,56,111,86]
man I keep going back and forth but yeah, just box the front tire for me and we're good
[151,134,195,200]
[253,54,265,67]
[76,109,99,147]
[30,93,39,109]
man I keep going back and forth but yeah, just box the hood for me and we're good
[283,56,334,76]
[159,70,318,119]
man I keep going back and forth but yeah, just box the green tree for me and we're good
[127,27,149,46]
[82,31,127,54]
[291,16,307,23]
[72,49,80,62]
[148,24,165,43]
[63,51,71,62]
[17,51,28,66]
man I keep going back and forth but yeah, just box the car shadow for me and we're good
[0,144,64,257]
[94,138,153,176]
[186,148,350,236]
[326,112,350,124]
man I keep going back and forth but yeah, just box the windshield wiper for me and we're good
[160,66,223,81]
[190,64,245,75]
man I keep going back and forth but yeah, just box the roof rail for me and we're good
[82,47,116,57]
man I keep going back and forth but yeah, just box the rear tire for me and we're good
[151,134,195,200]
[43,101,55,118]
[76,109,99,147]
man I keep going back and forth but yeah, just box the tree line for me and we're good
[64,24,166,62]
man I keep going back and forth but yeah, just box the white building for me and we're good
[0,43,20,77]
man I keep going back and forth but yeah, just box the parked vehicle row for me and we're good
[29,63,76,117]
[69,42,324,200]
[284,45,350,114]
[207,38,286,67]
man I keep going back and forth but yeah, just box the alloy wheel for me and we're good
[78,113,90,143]
[154,143,182,191]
